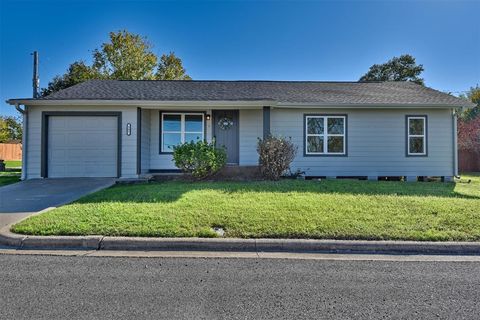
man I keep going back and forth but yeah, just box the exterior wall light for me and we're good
[126,123,132,136]
[206,114,211,121]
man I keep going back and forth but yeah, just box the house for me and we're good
[7,80,475,181]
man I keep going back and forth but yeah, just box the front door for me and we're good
[213,110,239,165]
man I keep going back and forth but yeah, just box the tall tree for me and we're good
[92,30,158,80]
[156,52,192,80]
[0,116,22,143]
[359,54,425,85]
[41,30,191,96]
[41,61,101,96]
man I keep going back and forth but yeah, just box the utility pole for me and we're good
[32,51,39,98]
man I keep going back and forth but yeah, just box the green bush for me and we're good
[257,136,297,180]
[173,140,227,180]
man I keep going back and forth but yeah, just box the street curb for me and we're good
[1,230,480,254]
[22,235,103,250]
[0,229,103,250]
[100,237,257,251]
[0,230,25,247]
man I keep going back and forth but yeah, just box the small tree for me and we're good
[457,85,480,153]
[257,136,297,180]
[458,86,480,121]
[173,140,226,180]
[0,116,22,143]
[458,116,480,153]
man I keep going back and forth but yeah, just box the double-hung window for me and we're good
[407,116,427,156]
[161,113,204,153]
[305,115,346,155]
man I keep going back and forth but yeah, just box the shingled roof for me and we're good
[10,80,474,107]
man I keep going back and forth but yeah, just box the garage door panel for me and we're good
[50,150,67,162]
[67,149,87,160]
[49,118,67,129]
[66,133,85,145]
[50,133,66,144]
[48,116,118,178]
[67,118,86,129]
[102,134,118,145]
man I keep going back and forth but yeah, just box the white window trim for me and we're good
[161,112,204,153]
[305,115,346,155]
[407,116,426,156]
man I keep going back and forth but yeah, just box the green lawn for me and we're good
[0,161,21,186]
[11,173,480,241]
[5,160,22,168]
[0,172,21,186]
[0,160,21,186]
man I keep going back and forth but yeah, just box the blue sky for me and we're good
[1,0,479,116]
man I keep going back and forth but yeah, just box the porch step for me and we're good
[213,165,261,180]
[148,166,262,181]
[116,177,151,184]
[150,173,187,182]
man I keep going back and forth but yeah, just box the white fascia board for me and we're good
[6,99,277,108]
[7,99,470,109]
[275,102,460,109]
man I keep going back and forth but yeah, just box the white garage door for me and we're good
[48,116,118,178]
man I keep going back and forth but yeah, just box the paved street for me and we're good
[1,253,479,319]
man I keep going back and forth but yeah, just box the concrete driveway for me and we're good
[0,178,116,228]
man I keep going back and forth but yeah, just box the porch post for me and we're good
[263,106,271,139]
[136,107,141,175]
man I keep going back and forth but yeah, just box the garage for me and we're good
[45,114,120,178]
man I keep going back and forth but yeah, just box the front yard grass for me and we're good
[0,161,21,186]
[5,160,22,168]
[0,172,21,186]
[12,173,480,241]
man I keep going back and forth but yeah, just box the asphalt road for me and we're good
[1,254,479,319]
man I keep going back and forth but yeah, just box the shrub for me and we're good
[173,140,227,180]
[257,136,297,180]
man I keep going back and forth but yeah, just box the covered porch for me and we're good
[136,105,271,175]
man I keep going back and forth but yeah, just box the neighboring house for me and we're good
[7,80,475,181]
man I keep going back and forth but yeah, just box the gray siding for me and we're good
[140,109,150,173]
[24,105,138,179]
[271,108,454,177]
[23,105,453,177]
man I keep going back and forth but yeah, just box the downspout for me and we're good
[14,103,27,180]
[453,109,459,178]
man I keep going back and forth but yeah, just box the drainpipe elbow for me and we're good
[14,103,25,114]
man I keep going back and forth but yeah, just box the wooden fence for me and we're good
[459,150,480,172]
[0,143,22,161]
